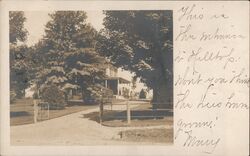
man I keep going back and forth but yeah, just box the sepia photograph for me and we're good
[9,10,173,146]
[1,1,249,156]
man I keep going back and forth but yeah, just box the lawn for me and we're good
[118,128,173,143]
[10,98,97,126]
[83,102,173,127]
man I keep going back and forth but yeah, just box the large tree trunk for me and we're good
[152,78,173,109]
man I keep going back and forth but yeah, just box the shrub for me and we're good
[84,85,113,104]
[10,90,16,103]
[33,91,39,99]
[122,88,130,99]
[41,85,65,109]
[139,89,147,99]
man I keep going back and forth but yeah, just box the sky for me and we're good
[24,11,105,46]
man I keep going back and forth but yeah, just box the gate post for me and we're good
[126,100,131,125]
[33,100,38,123]
[47,103,50,119]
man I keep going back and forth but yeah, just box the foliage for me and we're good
[41,85,65,109]
[9,11,32,98]
[32,91,39,99]
[34,11,107,101]
[10,90,17,103]
[9,11,28,44]
[84,84,113,104]
[131,77,137,90]
[139,89,147,99]
[122,87,130,99]
[10,45,34,97]
[97,11,173,104]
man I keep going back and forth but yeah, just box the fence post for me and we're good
[47,103,50,119]
[99,98,103,125]
[152,102,157,120]
[33,100,37,123]
[126,100,131,125]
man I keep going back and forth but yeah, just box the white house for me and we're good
[103,64,131,99]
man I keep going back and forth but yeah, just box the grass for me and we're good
[118,128,173,143]
[83,102,173,127]
[11,98,173,127]
[10,98,97,126]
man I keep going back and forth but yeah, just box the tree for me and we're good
[97,11,173,108]
[9,11,31,98]
[10,45,31,98]
[9,12,28,44]
[35,11,106,101]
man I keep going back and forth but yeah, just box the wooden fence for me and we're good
[99,97,171,125]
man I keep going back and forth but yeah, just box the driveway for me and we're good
[11,103,172,146]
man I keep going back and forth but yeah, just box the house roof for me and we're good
[104,77,130,84]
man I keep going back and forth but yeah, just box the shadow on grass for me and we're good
[10,111,31,117]
[82,109,173,124]
[67,100,99,107]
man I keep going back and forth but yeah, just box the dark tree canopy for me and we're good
[35,11,107,100]
[10,45,32,98]
[97,11,173,106]
[9,11,31,98]
[9,11,28,44]
[44,11,96,52]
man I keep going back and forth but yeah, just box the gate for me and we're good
[33,99,50,123]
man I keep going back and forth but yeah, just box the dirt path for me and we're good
[11,106,172,146]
